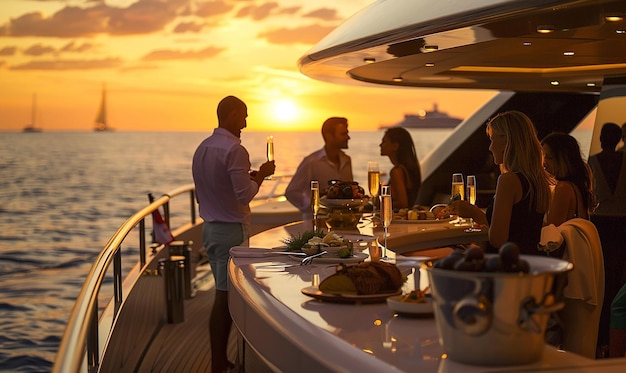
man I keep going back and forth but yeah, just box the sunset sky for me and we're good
[0,0,496,132]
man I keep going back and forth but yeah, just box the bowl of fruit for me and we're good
[424,243,573,366]
[320,180,369,209]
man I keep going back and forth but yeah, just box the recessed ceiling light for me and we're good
[605,15,624,22]
[587,83,596,87]
[564,51,574,56]
[617,30,626,34]
[364,58,376,63]
[392,77,403,82]
[537,25,555,34]
[424,45,439,51]
[550,81,559,86]
[523,41,532,46]
[425,63,435,67]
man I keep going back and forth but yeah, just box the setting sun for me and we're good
[273,99,298,122]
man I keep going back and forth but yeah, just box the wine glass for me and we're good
[367,161,380,209]
[466,175,477,205]
[265,136,274,180]
[380,185,392,260]
[451,173,465,202]
[310,180,320,232]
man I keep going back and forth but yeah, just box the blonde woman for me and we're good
[438,111,551,255]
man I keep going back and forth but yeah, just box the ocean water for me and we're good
[0,128,591,371]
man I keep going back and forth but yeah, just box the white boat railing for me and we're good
[52,183,198,373]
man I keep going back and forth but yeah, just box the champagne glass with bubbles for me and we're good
[466,175,477,205]
[265,136,274,180]
[380,185,392,260]
[368,161,380,209]
[311,180,320,232]
[451,173,465,202]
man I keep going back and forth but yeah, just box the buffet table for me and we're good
[228,220,626,372]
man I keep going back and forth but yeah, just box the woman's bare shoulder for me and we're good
[497,172,521,186]
[553,180,577,198]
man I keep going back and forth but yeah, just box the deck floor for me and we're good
[135,271,242,373]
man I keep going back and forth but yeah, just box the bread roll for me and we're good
[319,262,405,295]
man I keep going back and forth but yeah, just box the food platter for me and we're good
[289,252,368,264]
[386,295,434,317]
[392,216,453,224]
[301,286,401,304]
[320,196,369,208]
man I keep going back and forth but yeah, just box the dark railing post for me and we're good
[190,190,196,225]
[139,218,146,267]
[87,298,99,373]
[113,246,122,315]
[164,201,170,229]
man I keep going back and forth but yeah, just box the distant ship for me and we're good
[380,103,463,129]
[94,84,113,132]
[23,93,43,133]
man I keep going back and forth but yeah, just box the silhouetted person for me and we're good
[379,127,422,209]
[589,122,626,355]
[192,96,275,373]
[541,132,593,226]
[285,117,353,220]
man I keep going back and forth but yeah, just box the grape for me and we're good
[454,260,478,272]
[434,242,530,274]
[499,242,521,266]
[484,256,502,272]
[435,253,464,269]
[465,247,484,261]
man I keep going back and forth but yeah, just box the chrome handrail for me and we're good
[52,183,198,373]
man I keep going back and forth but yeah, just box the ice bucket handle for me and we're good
[517,295,564,334]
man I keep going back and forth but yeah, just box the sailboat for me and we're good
[23,94,42,133]
[94,85,113,131]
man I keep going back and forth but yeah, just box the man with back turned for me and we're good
[192,95,275,373]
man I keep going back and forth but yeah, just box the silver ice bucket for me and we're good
[426,255,573,366]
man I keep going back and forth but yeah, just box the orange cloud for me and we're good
[236,2,280,20]
[173,21,205,33]
[259,24,335,45]
[277,6,301,15]
[60,41,97,53]
[195,1,234,18]
[0,46,17,56]
[141,46,225,61]
[23,43,56,56]
[303,8,340,21]
[10,58,123,70]
[0,0,190,38]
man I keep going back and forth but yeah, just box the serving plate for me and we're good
[301,286,401,304]
[320,196,369,208]
[386,295,434,317]
[289,252,368,264]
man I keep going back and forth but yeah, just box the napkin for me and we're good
[537,224,564,253]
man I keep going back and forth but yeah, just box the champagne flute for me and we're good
[367,161,380,209]
[466,175,477,205]
[380,185,392,261]
[311,180,320,232]
[451,173,465,202]
[265,136,274,180]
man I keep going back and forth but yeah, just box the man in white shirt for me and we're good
[285,117,353,220]
[192,95,275,373]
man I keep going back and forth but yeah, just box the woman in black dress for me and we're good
[438,111,552,255]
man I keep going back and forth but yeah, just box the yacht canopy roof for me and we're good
[298,0,626,93]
